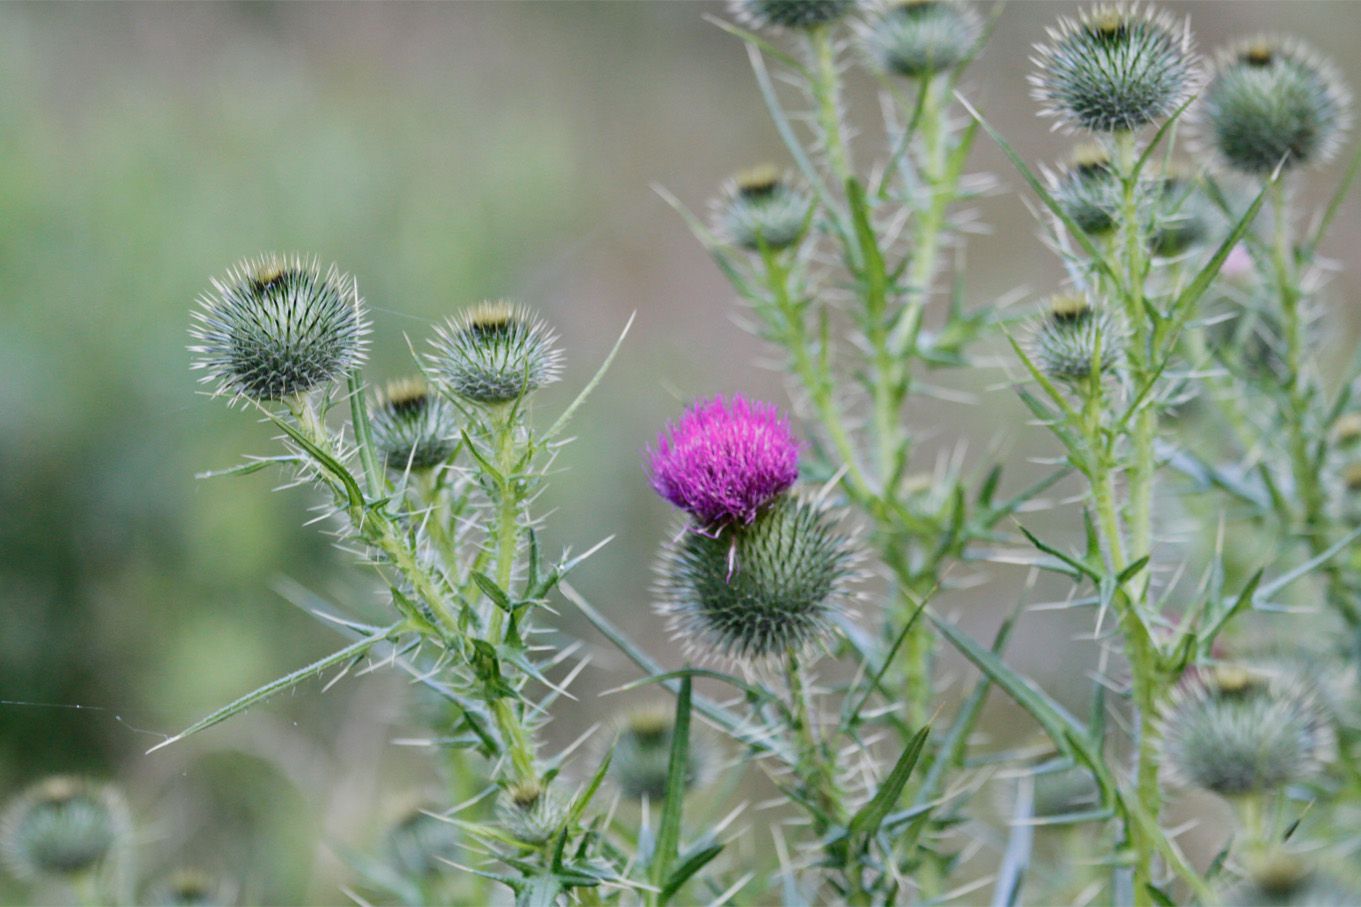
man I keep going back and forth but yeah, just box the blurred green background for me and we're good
[2,2,1360,902]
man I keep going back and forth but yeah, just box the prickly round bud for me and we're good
[657,495,857,661]
[190,255,368,401]
[858,0,981,79]
[427,302,562,405]
[1050,145,1121,236]
[1158,665,1335,797]
[1221,852,1360,907]
[715,167,812,252]
[728,0,855,31]
[1028,294,1123,383]
[1149,169,1213,258]
[1333,413,1361,449]
[384,806,459,878]
[648,394,800,527]
[368,378,460,472]
[608,707,715,801]
[0,777,128,881]
[143,870,230,906]
[494,781,566,845]
[1202,38,1350,175]
[1031,4,1196,134]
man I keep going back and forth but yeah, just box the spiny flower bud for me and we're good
[1221,852,1361,907]
[190,255,368,402]
[1050,144,1120,236]
[858,0,981,80]
[1333,412,1361,449]
[657,495,857,661]
[728,0,855,31]
[494,781,566,845]
[0,777,129,881]
[715,166,812,252]
[384,806,459,878]
[1202,38,1350,175]
[1031,4,1196,134]
[1028,294,1123,383]
[368,378,460,472]
[608,707,715,801]
[648,394,800,528]
[427,302,562,406]
[1158,665,1335,797]
[143,870,231,906]
[1149,168,1213,258]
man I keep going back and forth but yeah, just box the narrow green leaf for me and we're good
[847,725,931,840]
[1301,140,1361,262]
[1169,179,1272,316]
[267,410,366,511]
[543,313,635,444]
[147,622,402,753]
[955,93,1119,285]
[651,676,692,904]
[471,570,514,613]
[660,844,724,904]
[347,368,384,496]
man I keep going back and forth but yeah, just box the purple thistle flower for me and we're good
[648,394,800,527]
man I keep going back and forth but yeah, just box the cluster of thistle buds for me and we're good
[647,395,857,661]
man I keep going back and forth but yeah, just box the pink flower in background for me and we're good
[648,394,799,527]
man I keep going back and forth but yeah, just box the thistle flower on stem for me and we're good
[1221,852,1361,907]
[1158,664,1335,798]
[384,806,460,878]
[1031,3,1196,134]
[1202,38,1350,176]
[857,0,981,80]
[368,377,461,472]
[715,166,812,252]
[656,494,856,661]
[608,706,715,801]
[143,870,232,907]
[648,394,800,528]
[427,301,562,406]
[1028,293,1124,384]
[190,254,368,402]
[494,781,567,846]
[1049,144,1120,237]
[0,777,129,882]
[728,0,856,32]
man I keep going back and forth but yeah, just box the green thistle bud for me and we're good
[1333,412,1361,449]
[1050,144,1120,236]
[190,255,368,401]
[368,378,460,472]
[715,166,812,252]
[1149,167,1213,258]
[1221,852,1361,907]
[494,781,567,845]
[143,870,231,906]
[0,777,129,881]
[729,0,855,31]
[1158,665,1335,797]
[427,302,562,405]
[1031,4,1196,134]
[1202,38,1350,175]
[384,806,459,878]
[608,707,716,801]
[656,495,858,661]
[858,0,981,79]
[1028,294,1123,383]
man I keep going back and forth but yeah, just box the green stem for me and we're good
[809,26,852,187]
[1269,180,1360,626]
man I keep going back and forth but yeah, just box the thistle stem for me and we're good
[1269,180,1361,626]
[809,26,852,188]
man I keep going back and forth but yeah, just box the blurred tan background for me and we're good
[3,1,1360,902]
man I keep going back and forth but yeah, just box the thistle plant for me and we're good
[10,3,1361,906]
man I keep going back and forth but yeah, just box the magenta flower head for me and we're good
[648,394,800,527]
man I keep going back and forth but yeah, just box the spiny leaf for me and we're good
[846,725,931,841]
[650,676,692,905]
[147,622,402,754]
